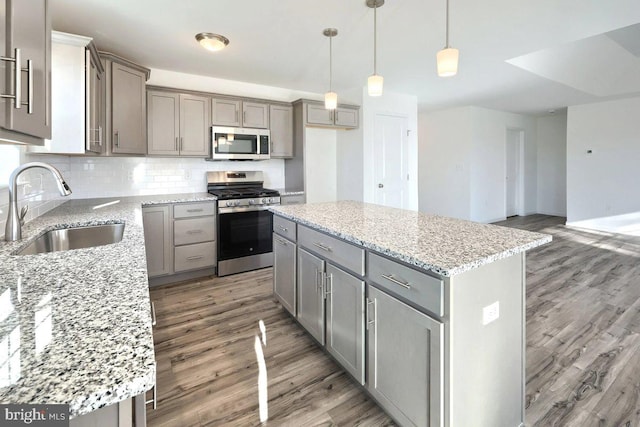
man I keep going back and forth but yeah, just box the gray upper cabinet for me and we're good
[30,32,104,154]
[303,101,359,129]
[101,52,150,155]
[242,101,268,128]
[326,263,365,385]
[211,97,241,127]
[0,0,51,144]
[366,285,443,427]
[147,89,210,157]
[269,104,293,158]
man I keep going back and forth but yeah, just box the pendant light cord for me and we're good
[445,0,450,48]
[373,3,378,75]
[329,34,333,91]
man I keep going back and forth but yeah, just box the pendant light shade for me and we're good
[367,0,384,97]
[437,0,459,77]
[368,75,384,97]
[437,47,459,77]
[323,28,338,110]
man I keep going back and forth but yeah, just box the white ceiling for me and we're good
[50,0,640,115]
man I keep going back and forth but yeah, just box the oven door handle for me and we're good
[218,205,274,214]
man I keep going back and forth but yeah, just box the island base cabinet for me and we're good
[367,285,443,427]
[326,264,365,384]
[297,248,325,345]
[273,234,296,316]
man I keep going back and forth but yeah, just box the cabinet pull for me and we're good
[186,208,203,213]
[366,298,376,330]
[276,237,288,246]
[114,131,120,147]
[150,301,157,326]
[186,229,203,234]
[313,242,332,252]
[0,48,21,108]
[186,255,204,261]
[145,384,157,410]
[98,126,103,146]
[175,137,179,151]
[243,110,246,124]
[278,226,288,232]
[324,274,332,298]
[180,137,184,151]
[315,268,323,292]
[381,274,411,290]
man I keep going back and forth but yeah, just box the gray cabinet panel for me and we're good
[173,202,216,218]
[211,98,240,126]
[174,241,216,272]
[142,205,172,278]
[367,285,443,427]
[273,215,296,241]
[269,104,293,158]
[306,103,334,126]
[111,62,147,154]
[147,91,179,155]
[297,248,325,345]
[273,234,296,316]
[298,225,365,276]
[326,263,365,384]
[334,107,358,128]
[179,93,210,156]
[242,101,268,128]
[174,216,216,246]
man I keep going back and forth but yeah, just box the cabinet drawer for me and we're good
[174,202,216,218]
[174,216,216,245]
[298,225,364,276]
[368,252,444,317]
[174,241,216,272]
[273,215,297,241]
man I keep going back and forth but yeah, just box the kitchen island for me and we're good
[0,193,215,423]
[270,201,551,427]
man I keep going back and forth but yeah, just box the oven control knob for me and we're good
[226,201,233,207]
[261,198,267,204]
[249,199,255,205]
[234,201,241,206]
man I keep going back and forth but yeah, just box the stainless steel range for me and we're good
[207,171,280,276]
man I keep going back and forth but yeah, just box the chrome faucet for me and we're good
[4,162,72,241]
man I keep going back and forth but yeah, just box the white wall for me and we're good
[304,128,337,203]
[567,96,640,232]
[336,88,364,202]
[362,89,419,210]
[536,114,567,216]
[418,106,537,223]
[418,107,473,219]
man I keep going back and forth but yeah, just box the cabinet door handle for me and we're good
[381,274,411,290]
[150,301,157,326]
[278,226,288,232]
[186,255,204,261]
[276,237,288,246]
[23,59,33,114]
[145,384,157,410]
[324,273,332,298]
[186,229,203,234]
[243,110,246,124]
[366,298,376,330]
[0,48,21,108]
[114,131,120,147]
[180,137,184,151]
[313,242,332,252]
[175,137,179,151]
[186,208,203,213]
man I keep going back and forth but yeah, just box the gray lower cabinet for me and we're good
[273,233,296,315]
[142,205,172,278]
[297,248,325,345]
[367,285,443,427]
[0,0,51,144]
[326,264,365,384]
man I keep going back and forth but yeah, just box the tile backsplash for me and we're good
[0,153,285,238]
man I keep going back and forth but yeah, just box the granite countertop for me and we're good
[271,201,551,277]
[0,193,215,418]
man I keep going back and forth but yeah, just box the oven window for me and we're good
[218,210,273,260]
[215,132,258,154]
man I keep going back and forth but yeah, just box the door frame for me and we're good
[505,128,525,217]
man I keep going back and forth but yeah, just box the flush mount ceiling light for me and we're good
[195,32,230,52]
[436,0,459,77]
[323,28,338,110]
[366,0,384,97]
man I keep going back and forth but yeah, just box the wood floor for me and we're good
[148,215,640,426]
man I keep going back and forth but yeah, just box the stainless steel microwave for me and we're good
[210,126,270,160]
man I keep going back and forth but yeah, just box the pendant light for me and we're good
[366,0,384,96]
[323,28,338,110]
[436,0,459,77]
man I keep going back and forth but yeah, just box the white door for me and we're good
[505,129,522,217]
[373,114,409,209]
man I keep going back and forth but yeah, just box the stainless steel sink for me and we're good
[15,223,125,256]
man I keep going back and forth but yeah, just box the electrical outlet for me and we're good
[482,301,500,326]
[184,170,191,180]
